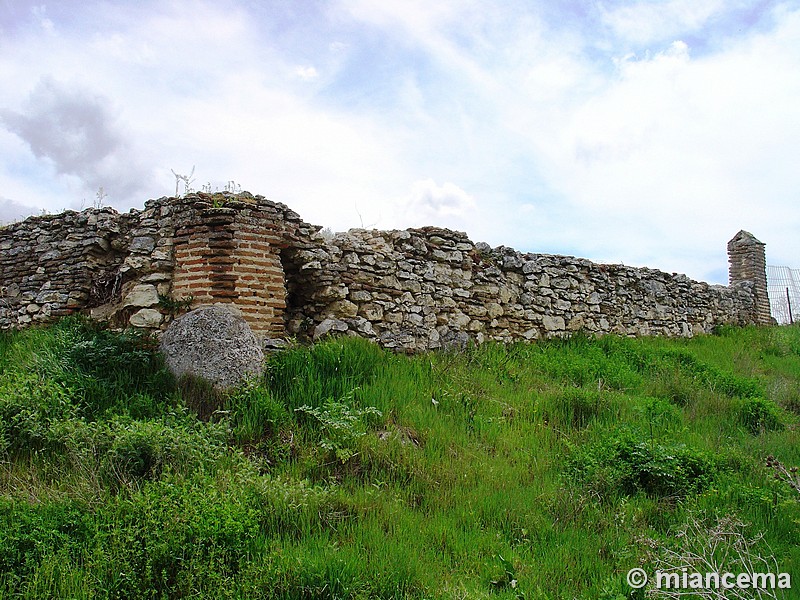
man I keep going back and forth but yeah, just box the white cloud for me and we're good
[0,77,151,199]
[295,65,319,81]
[392,179,477,229]
[0,197,42,224]
[31,5,54,33]
[600,0,731,44]
[0,1,408,221]
[538,12,800,280]
[0,0,797,285]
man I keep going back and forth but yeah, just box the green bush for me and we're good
[0,499,94,578]
[737,396,784,435]
[524,334,643,391]
[635,396,683,439]
[295,391,382,463]
[647,369,697,406]
[94,478,262,597]
[568,431,720,499]
[3,317,175,420]
[59,322,174,418]
[654,348,761,398]
[99,418,228,488]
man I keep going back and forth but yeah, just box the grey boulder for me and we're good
[160,305,264,389]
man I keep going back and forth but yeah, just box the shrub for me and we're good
[295,390,382,463]
[59,322,174,418]
[738,397,784,435]
[647,369,696,406]
[655,348,761,398]
[635,396,683,441]
[99,418,227,488]
[567,430,720,499]
[5,316,175,420]
[96,477,262,596]
[526,334,642,391]
[0,498,94,578]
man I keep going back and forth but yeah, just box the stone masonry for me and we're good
[727,230,772,325]
[283,227,762,351]
[0,193,771,350]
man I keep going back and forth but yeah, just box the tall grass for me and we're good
[1,321,799,598]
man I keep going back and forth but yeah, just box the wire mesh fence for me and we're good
[767,265,800,325]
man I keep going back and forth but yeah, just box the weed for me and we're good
[226,381,288,445]
[540,387,615,429]
[647,515,784,599]
[765,455,800,499]
[0,498,94,579]
[266,337,386,410]
[176,373,226,419]
[0,373,74,454]
[295,390,382,463]
[99,418,218,488]
[171,166,195,197]
[567,429,720,499]
[738,397,785,435]
[156,293,193,317]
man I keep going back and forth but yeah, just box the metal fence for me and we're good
[767,265,800,325]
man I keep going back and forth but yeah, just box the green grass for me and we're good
[1,316,800,598]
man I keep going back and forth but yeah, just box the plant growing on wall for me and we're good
[171,166,196,197]
[157,294,194,317]
[95,187,107,209]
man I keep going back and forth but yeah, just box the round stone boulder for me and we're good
[160,305,264,389]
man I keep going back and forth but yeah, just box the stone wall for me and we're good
[0,207,134,327]
[284,227,761,351]
[0,193,769,349]
[728,230,772,325]
[0,193,321,335]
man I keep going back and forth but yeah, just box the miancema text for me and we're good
[656,570,791,590]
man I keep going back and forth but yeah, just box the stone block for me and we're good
[130,236,156,253]
[129,308,164,328]
[327,300,359,319]
[487,302,503,318]
[542,315,565,331]
[313,318,349,340]
[124,284,160,308]
[360,303,384,320]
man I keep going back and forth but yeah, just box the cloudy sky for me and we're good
[1,0,798,284]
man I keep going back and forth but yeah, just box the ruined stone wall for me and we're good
[0,194,766,348]
[728,230,772,325]
[286,227,760,351]
[0,194,321,334]
[169,197,317,335]
[0,207,133,328]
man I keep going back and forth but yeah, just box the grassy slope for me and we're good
[0,317,799,599]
